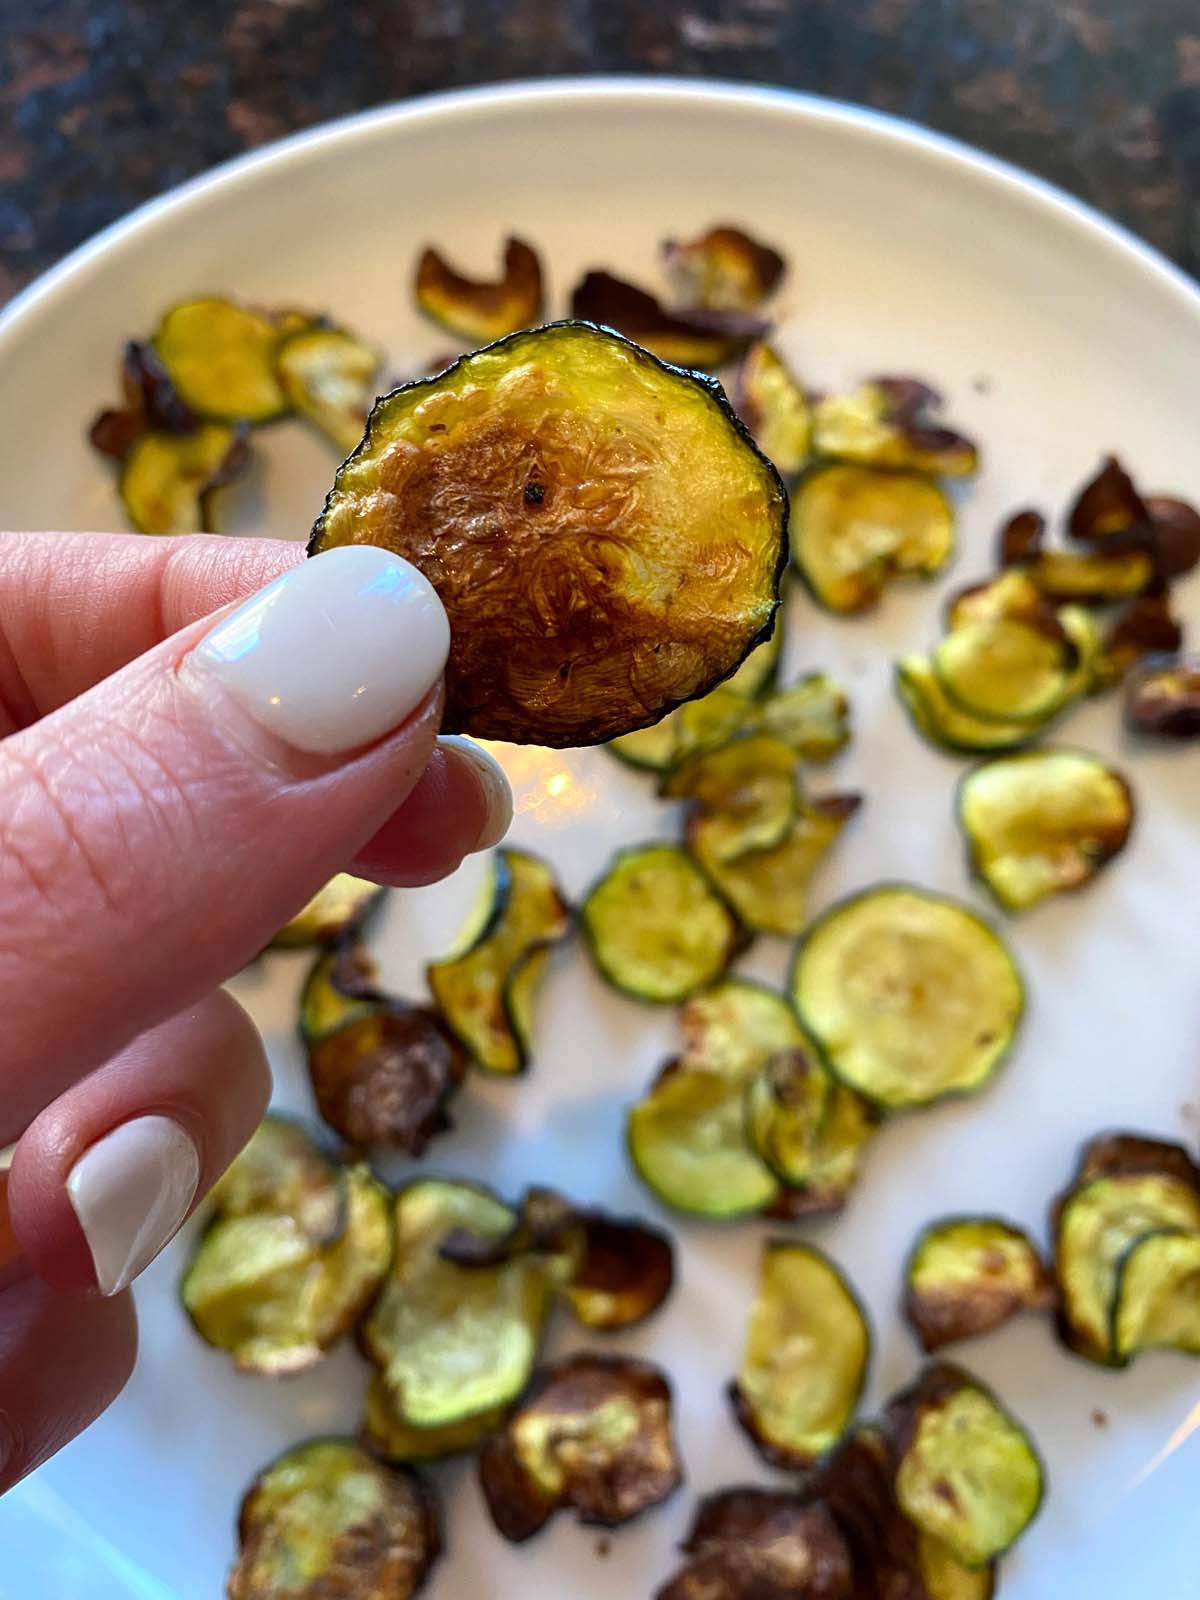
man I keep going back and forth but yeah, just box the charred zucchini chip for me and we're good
[581,844,740,1004]
[1111,1229,1200,1361]
[570,270,767,369]
[731,1242,869,1469]
[311,322,787,746]
[427,848,569,1072]
[308,1006,467,1154]
[933,615,1076,724]
[735,342,812,477]
[896,656,1036,756]
[89,339,198,460]
[793,464,955,614]
[1023,547,1154,604]
[679,978,807,1078]
[182,1162,391,1375]
[885,1363,1044,1569]
[792,885,1023,1112]
[812,381,979,477]
[664,733,799,861]
[414,236,543,341]
[277,325,380,453]
[153,297,288,423]
[746,1051,876,1213]
[478,1353,681,1542]
[657,1490,852,1600]
[563,1212,675,1331]
[269,873,384,949]
[904,1217,1054,1352]
[997,508,1046,566]
[229,1438,439,1600]
[119,422,248,535]
[1145,493,1200,579]
[959,748,1134,912]
[758,674,850,761]
[1067,454,1148,544]
[210,1113,344,1244]
[662,225,786,312]
[299,941,383,1046]
[1125,653,1200,739]
[361,1371,507,1463]
[1094,595,1184,690]
[360,1179,554,1428]
[435,1185,580,1275]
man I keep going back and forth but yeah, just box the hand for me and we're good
[0,531,511,1493]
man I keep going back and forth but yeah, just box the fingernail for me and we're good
[438,735,513,851]
[66,1116,200,1296]
[186,546,450,756]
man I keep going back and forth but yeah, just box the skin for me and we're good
[0,531,495,1494]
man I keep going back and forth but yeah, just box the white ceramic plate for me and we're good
[1,80,1198,1600]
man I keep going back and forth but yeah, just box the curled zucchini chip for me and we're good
[90,339,198,461]
[664,733,800,861]
[1111,1229,1200,1361]
[662,225,786,312]
[812,381,979,477]
[997,507,1046,567]
[679,977,807,1079]
[119,422,249,536]
[746,1050,876,1214]
[311,322,786,746]
[735,341,812,477]
[944,568,1049,632]
[427,847,569,1072]
[1023,546,1154,604]
[933,615,1075,724]
[1095,595,1183,690]
[731,1242,869,1469]
[229,1438,439,1600]
[758,674,850,762]
[277,325,380,453]
[269,872,384,949]
[959,748,1134,912]
[657,1490,852,1600]
[299,941,382,1046]
[564,1213,675,1331]
[1145,493,1200,579]
[904,1217,1054,1352]
[436,1185,580,1274]
[1068,454,1147,543]
[153,296,288,422]
[210,1113,344,1244]
[570,270,767,368]
[308,1006,467,1154]
[362,1371,507,1463]
[478,1353,681,1542]
[793,464,955,614]
[414,237,543,342]
[885,1363,1044,1569]
[792,886,1023,1112]
[582,844,740,1004]
[896,656,1035,756]
[1125,653,1200,739]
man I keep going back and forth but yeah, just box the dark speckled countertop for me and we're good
[2,0,1199,304]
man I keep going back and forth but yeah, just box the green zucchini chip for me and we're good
[1111,1229,1200,1361]
[933,615,1075,724]
[959,748,1134,912]
[735,341,812,477]
[792,463,955,614]
[563,1212,675,1331]
[427,847,569,1072]
[904,1217,1054,1352]
[229,1438,439,1600]
[656,1489,852,1600]
[269,872,384,949]
[308,1006,467,1154]
[679,977,808,1080]
[1125,653,1200,739]
[1024,547,1154,604]
[885,1363,1044,1569]
[311,322,786,746]
[414,236,543,341]
[276,325,380,453]
[435,1185,581,1278]
[746,1050,877,1215]
[662,225,786,312]
[730,1242,869,1469]
[812,380,979,477]
[118,422,249,535]
[478,1353,682,1542]
[299,940,384,1048]
[581,844,740,1004]
[663,733,800,861]
[792,885,1023,1112]
[361,1371,507,1463]
[153,297,289,422]
[758,674,850,761]
[210,1113,344,1245]
[570,270,767,369]
[896,656,1036,756]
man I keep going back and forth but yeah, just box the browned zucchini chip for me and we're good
[269,872,384,949]
[311,322,787,746]
[210,1113,344,1245]
[679,977,808,1078]
[118,422,249,536]
[276,325,380,453]
[1144,494,1200,579]
[933,614,1076,725]
[570,270,767,369]
[90,339,198,461]
[478,1353,681,1542]
[884,1363,1044,1569]
[746,1050,877,1213]
[1111,1228,1200,1361]
[904,1216,1054,1352]
[812,380,979,477]
[564,1212,675,1331]
[229,1438,439,1600]
[1125,653,1200,739]
[662,225,786,312]
[731,1242,869,1469]
[997,507,1046,567]
[758,674,851,761]
[414,236,543,341]
[657,1490,852,1600]
[299,939,383,1046]
[735,341,812,477]
[944,568,1049,632]
[1023,546,1154,604]
[1094,595,1184,690]
[664,733,800,860]
[1067,454,1149,544]
[361,1371,508,1464]
[153,296,289,423]
[436,1184,580,1272]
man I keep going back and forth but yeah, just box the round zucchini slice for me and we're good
[229,1438,439,1600]
[895,655,1035,756]
[308,1006,467,1154]
[310,322,787,747]
[735,341,812,477]
[730,1242,870,1469]
[791,886,1024,1112]
[663,733,799,862]
[269,872,384,949]
[658,1490,852,1600]
[582,844,740,1004]
[958,748,1134,913]
[414,236,543,342]
[153,297,288,422]
[276,325,380,453]
[1110,1228,1200,1361]
[210,1112,344,1245]
[362,1371,508,1464]
[679,977,808,1080]
[904,1216,1054,1352]
[933,616,1075,724]
[118,422,248,536]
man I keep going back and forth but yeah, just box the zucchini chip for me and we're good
[792,886,1023,1112]
[414,235,543,341]
[933,615,1075,724]
[310,322,787,746]
[735,341,812,477]
[436,1184,580,1275]
[427,847,569,1072]
[582,844,740,1003]
[153,296,289,422]
[210,1113,344,1245]
[895,656,1036,756]
[1094,595,1183,690]
[884,1363,1044,1569]
[997,508,1046,567]
[269,872,384,949]
[229,1438,439,1600]
[276,325,380,453]
[730,1242,869,1469]
[1023,546,1154,604]
[299,941,382,1046]
[118,422,249,536]
[812,380,979,477]
[663,733,800,861]
[360,1179,554,1429]
[477,1353,682,1542]
[564,1213,675,1331]
[662,225,786,312]
[1125,653,1200,739]
[657,1490,852,1600]
[904,1217,1054,1352]
[943,568,1050,632]
[746,1050,877,1214]
[89,339,198,460]
[758,674,850,762]
[959,748,1134,912]
[1068,454,1148,544]
[679,977,808,1078]
[182,1162,391,1376]
[362,1371,507,1463]
[1111,1229,1200,1361]
[792,463,955,614]
[570,270,767,369]
[1145,493,1200,579]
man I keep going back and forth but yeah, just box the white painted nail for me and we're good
[186,546,450,756]
[438,735,513,851]
[66,1116,200,1297]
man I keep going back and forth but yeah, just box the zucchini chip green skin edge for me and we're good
[901,1213,1054,1350]
[893,660,1035,758]
[788,883,1026,1115]
[1108,1227,1200,1361]
[306,320,791,733]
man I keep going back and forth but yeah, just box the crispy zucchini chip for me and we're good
[570,270,767,368]
[657,1490,852,1600]
[1111,1229,1200,1361]
[269,872,384,949]
[299,941,383,1046]
[308,1006,467,1154]
[997,508,1046,567]
[1094,595,1184,690]
[1067,454,1148,544]
[933,615,1075,724]
[427,847,569,1072]
[564,1213,675,1331]
[436,1184,580,1274]
[758,674,850,761]
[210,1113,344,1244]
[664,733,799,860]
[793,463,955,614]
[763,1081,878,1222]
[896,656,1035,756]
[944,568,1049,632]
[679,978,807,1079]
[119,422,249,536]
[662,225,786,312]
[361,1371,507,1463]
[311,322,786,745]
[885,1363,1044,1569]
[1145,493,1200,579]
[478,1353,681,1542]
[812,381,979,477]
[792,885,1023,1112]
[1125,653,1200,739]
[582,844,740,1003]
[959,748,1134,912]
[277,325,380,453]
[414,236,543,341]
[153,296,288,422]
[229,1438,439,1600]
[90,339,198,461]
[735,341,812,477]
[731,1242,869,1469]
[746,1050,876,1213]
[904,1217,1054,1352]
[1024,547,1154,604]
